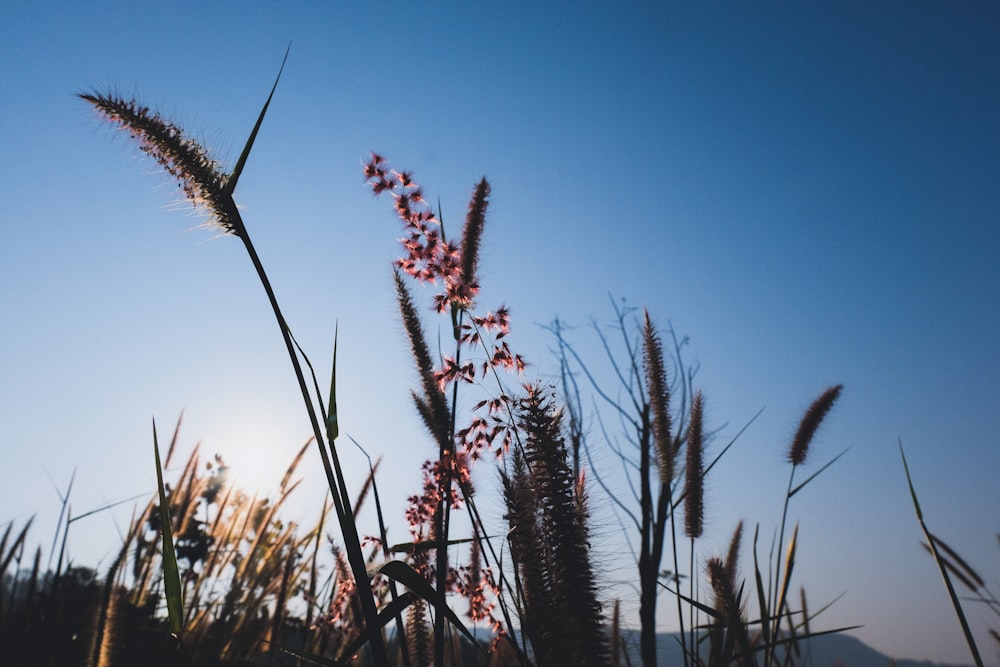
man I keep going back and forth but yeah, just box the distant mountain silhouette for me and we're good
[615,630,975,667]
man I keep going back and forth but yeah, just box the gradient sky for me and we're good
[2,2,999,664]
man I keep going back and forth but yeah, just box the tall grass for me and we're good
[80,55,395,664]
[77,61,534,666]
[548,300,855,667]
[900,442,989,667]
[7,55,970,666]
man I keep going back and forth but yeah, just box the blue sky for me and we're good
[2,2,999,664]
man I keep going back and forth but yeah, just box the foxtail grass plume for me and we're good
[394,269,450,447]
[706,557,739,623]
[364,154,494,313]
[79,92,243,237]
[684,391,704,539]
[406,596,432,667]
[724,520,743,580]
[454,178,490,307]
[706,556,754,664]
[504,386,612,667]
[642,309,674,485]
[788,384,843,465]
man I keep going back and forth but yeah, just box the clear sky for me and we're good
[2,2,999,664]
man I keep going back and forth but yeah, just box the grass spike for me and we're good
[642,309,673,485]
[458,177,490,298]
[788,385,842,466]
[684,390,704,539]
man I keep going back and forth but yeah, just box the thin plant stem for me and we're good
[768,465,796,664]
[233,222,389,667]
[666,482,688,667]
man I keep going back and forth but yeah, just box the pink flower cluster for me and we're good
[457,395,517,461]
[404,453,471,534]
[366,155,527,637]
[364,153,471,312]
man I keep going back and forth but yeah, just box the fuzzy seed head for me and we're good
[458,178,490,305]
[684,391,704,539]
[788,384,843,465]
[80,92,242,237]
[642,310,674,484]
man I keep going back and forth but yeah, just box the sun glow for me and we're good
[202,420,311,498]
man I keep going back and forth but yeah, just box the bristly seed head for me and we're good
[457,178,490,306]
[684,390,704,539]
[788,384,843,466]
[80,92,243,238]
[642,309,674,485]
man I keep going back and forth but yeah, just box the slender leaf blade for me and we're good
[789,448,849,498]
[374,559,476,642]
[224,43,290,195]
[327,324,339,442]
[900,440,984,667]
[153,418,185,636]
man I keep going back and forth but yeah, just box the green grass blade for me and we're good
[0,517,34,577]
[773,523,798,639]
[374,559,476,643]
[752,525,772,652]
[789,448,849,498]
[899,439,925,521]
[928,532,987,590]
[332,592,423,664]
[899,440,984,667]
[153,418,185,636]
[657,581,722,620]
[224,43,290,195]
[388,535,481,554]
[267,642,339,667]
[327,324,339,442]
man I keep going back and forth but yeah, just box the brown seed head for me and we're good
[642,310,673,484]
[684,391,704,539]
[80,92,241,237]
[457,178,490,307]
[788,384,843,466]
